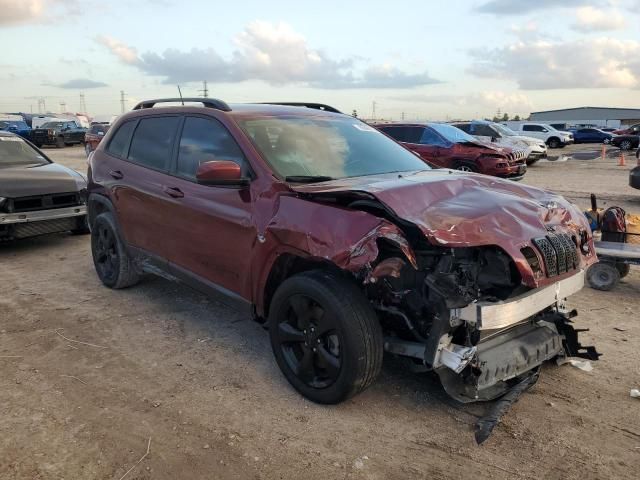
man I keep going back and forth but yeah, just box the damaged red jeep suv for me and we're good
[88,98,599,411]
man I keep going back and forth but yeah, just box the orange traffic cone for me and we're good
[601,144,606,160]
[618,151,626,166]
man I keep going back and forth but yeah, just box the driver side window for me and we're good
[176,116,247,180]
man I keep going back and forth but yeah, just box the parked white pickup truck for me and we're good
[452,120,548,165]
[503,122,574,149]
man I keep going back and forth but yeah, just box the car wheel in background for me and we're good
[615,263,630,279]
[268,270,383,405]
[85,143,92,156]
[620,140,633,150]
[56,136,65,148]
[603,138,611,144]
[71,216,90,235]
[526,158,539,166]
[547,137,561,149]
[587,262,620,291]
[455,162,478,173]
[91,212,140,289]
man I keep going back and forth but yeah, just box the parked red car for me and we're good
[614,123,640,135]
[84,123,110,156]
[374,122,527,180]
[87,99,598,423]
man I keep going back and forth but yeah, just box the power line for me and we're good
[198,80,209,98]
[79,93,87,113]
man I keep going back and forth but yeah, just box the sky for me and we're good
[0,0,639,120]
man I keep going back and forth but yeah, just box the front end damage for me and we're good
[285,175,600,410]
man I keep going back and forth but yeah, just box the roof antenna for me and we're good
[177,85,184,105]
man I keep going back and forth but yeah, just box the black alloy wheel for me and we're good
[93,220,119,285]
[273,293,342,389]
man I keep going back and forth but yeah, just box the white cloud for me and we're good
[572,6,627,32]
[96,21,439,89]
[95,35,140,65]
[390,91,534,115]
[0,0,77,26]
[469,37,640,89]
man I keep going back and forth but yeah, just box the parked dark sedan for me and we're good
[569,127,614,144]
[611,134,640,151]
[31,121,87,148]
[0,131,88,241]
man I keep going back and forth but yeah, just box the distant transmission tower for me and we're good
[79,93,87,113]
[120,90,126,113]
[198,80,209,98]
[37,98,46,113]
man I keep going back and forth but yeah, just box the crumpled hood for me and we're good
[0,162,86,198]
[453,140,511,156]
[292,170,593,286]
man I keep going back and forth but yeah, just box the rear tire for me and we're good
[91,212,140,289]
[56,136,65,148]
[84,143,92,156]
[268,270,383,404]
[587,262,619,291]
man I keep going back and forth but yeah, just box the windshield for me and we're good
[493,123,517,137]
[41,122,64,129]
[429,123,477,143]
[237,116,429,180]
[0,136,48,167]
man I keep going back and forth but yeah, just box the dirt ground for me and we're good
[1,144,639,480]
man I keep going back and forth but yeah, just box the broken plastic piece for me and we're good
[557,357,593,372]
[437,344,477,374]
[631,389,640,399]
[475,370,540,445]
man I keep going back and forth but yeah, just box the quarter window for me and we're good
[128,116,180,171]
[177,117,246,179]
[523,125,544,132]
[106,120,136,158]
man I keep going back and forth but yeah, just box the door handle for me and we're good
[163,186,184,199]
[109,170,123,180]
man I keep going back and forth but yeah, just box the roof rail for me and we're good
[132,98,231,112]
[259,102,342,114]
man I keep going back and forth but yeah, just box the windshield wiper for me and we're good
[285,175,333,183]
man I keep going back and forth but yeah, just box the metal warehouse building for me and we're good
[529,107,640,129]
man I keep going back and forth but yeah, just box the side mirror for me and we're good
[196,160,249,186]
[491,136,498,142]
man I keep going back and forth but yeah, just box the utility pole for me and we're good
[401,111,405,121]
[120,90,126,113]
[79,93,87,113]
[372,101,377,120]
[198,80,209,98]
[37,98,46,114]
[60,101,67,113]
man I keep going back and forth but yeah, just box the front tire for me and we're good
[91,212,140,289]
[547,137,561,149]
[268,270,383,404]
[85,143,92,156]
[455,161,478,173]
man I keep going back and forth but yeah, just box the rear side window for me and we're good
[128,117,180,171]
[420,127,447,146]
[473,124,496,137]
[176,117,246,179]
[454,123,471,133]
[523,124,544,132]
[380,126,423,143]
[106,120,136,158]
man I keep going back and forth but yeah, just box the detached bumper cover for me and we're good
[0,205,87,225]
[451,270,585,331]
